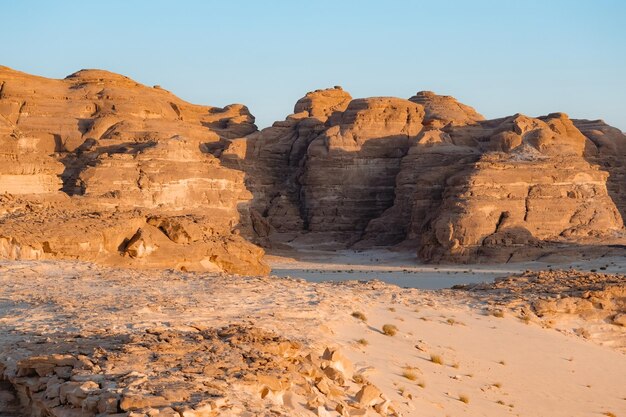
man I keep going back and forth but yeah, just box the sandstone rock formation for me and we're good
[300,97,424,245]
[2,66,626,267]
[223,85,625,262]
[413,112,624,262]
[409,90,484,126]
[0,66,267,274]
[574,118,626,221]
[218,87,353,244]
[358,94,485,247]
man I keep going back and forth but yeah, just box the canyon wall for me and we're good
[2,66,625,268]
[232,88,625,261]
[300,97,424,245]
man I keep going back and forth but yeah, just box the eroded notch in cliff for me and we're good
[15,101,26,125]
[169,102,182,120]
[523,188,532,222]
[495,211,509,232]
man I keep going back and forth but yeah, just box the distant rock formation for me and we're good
[1,66,625,269]
[231,86,625,262]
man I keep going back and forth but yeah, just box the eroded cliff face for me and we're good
[358,93,485,247]
[416,113,624,262]
[1,66,625,267]
[0,66,268,274]
[218,87,353,243]
[574,118,626,221]
[230,87,625,261]
[300,97,424,245]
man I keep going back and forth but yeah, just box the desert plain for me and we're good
[0,66,625,417]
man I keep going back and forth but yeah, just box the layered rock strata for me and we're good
[236,87,625,261]
[2,66,626,266]
[414,113,624,262]
[300,97,424,245]
[218,87,352,243]
[574,118,626,221]
[0,66,267,274]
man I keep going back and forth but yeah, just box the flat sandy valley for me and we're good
[1,251,624,417]
[268,248,626,289]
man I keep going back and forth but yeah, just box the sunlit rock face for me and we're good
[414,112,623,262]
[1,66,625,266]
[0,66,268,274]
[217,87,353,242]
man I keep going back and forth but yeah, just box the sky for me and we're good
[2,0,625,130]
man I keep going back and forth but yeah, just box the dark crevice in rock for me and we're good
[0,377,24,417]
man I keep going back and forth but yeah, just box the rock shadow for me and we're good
[58,140,157,196]
[217,128,419,249]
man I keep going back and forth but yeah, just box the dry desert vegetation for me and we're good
[0,67,625,417]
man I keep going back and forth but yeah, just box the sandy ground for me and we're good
[267,248,626,288]
[334,297,625,417]
[0,259,625,417]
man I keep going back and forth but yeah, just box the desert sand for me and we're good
[1,258,624,417]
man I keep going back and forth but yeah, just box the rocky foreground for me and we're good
[2,66,626,272]
[0,261,624,417]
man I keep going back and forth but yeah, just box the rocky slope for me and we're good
[2,66,626,268]
[0,66,267,274]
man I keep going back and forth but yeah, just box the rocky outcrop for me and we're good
[2,66,626,266]
[573,118,626,221]
[237,89,624,261]
[0,325,393,417]
[220,92,428,248]
[409,90,484,126]
[0,196,268,275]
[0,66,267,274]
[454,269,626,349]
[352,106,624,260]
[80,137,250,217]
[416,113,623,262]
[354,95,488,248]
[0,137,64,194]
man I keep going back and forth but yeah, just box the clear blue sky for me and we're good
[2,0,625,130]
